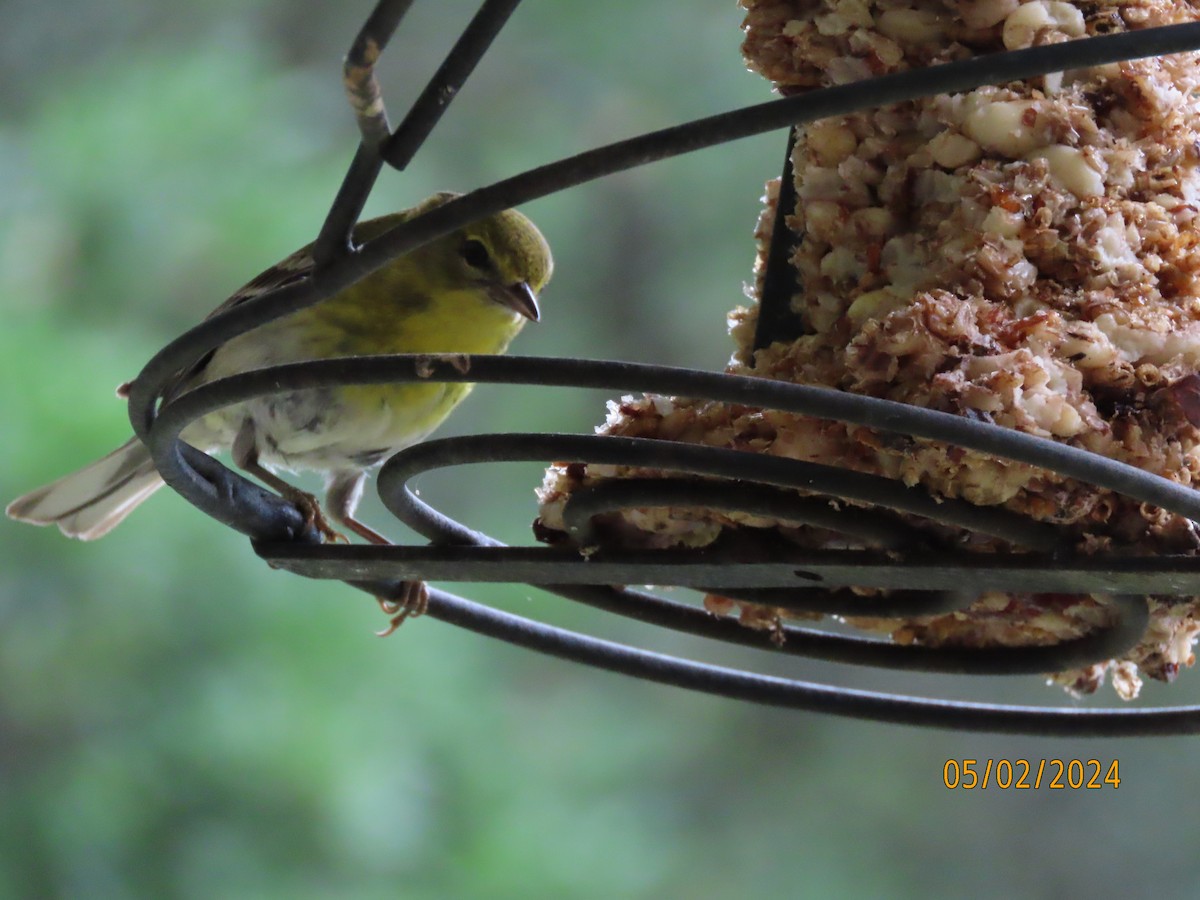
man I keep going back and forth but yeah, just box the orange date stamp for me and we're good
[942,758,1120,790]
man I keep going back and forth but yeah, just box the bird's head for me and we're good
[405,191,553,323]
[452,206,553,323]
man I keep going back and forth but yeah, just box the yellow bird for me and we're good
[7,192,553,632]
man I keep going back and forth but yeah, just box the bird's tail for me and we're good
[6,437,164,540]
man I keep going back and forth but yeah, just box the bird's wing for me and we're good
[160,244,318,402]
[135,199,442,402]
[203,243,316,322]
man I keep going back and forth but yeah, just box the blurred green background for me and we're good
[3,2,1200,897]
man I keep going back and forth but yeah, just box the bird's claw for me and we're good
[291,491,348,543]
[376,581,429,637]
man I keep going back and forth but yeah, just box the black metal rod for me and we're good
[345,24,1200,289]
[139,348,1170,678]
[258,541,1152,675]
[140,350,1186,725]
[559,478,921,550]
[313,144,387,268]
[146,355,1200,531]
[126,24,1200,443]
[316,0,412,263]
[413,586,1197,737]
[387,433,1058,546]
[117,22,1200,735]
[257,540,1200,596]
[314,0,524,266]
[752,128,804,350]
[383,0,525,171]
[138,350,1185,683]
[342,0,417,145]
[543,587,1148,676]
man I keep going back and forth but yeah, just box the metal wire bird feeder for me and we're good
[125,0,1200,735]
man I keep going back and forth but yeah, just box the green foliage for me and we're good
[5,5,1200,899]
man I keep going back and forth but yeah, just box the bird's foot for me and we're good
[285,490,348,544]
[376,581,429,637]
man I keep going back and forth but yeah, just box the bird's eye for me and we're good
[460,239,491,270]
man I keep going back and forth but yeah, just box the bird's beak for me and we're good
[495,281,540,322]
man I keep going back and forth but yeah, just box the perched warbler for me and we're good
[7,192,553,631]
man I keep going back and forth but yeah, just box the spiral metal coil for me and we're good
[125,2,1200,735]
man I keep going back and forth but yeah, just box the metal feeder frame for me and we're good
[124,1,1200,735]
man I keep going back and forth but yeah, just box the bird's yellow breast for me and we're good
[190,267,528,468]
[186,200,548,474]
[298,271,527,433]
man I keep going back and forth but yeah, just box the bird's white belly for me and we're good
[183,382,463,474]
[177,310,474,473]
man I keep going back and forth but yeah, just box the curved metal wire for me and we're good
[120,18,1200,735]
[131,351,1200,734]
[416,587,1198,737]
[125,23,1200,438]
[559,478,924,550]
[148,355,1200,529]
